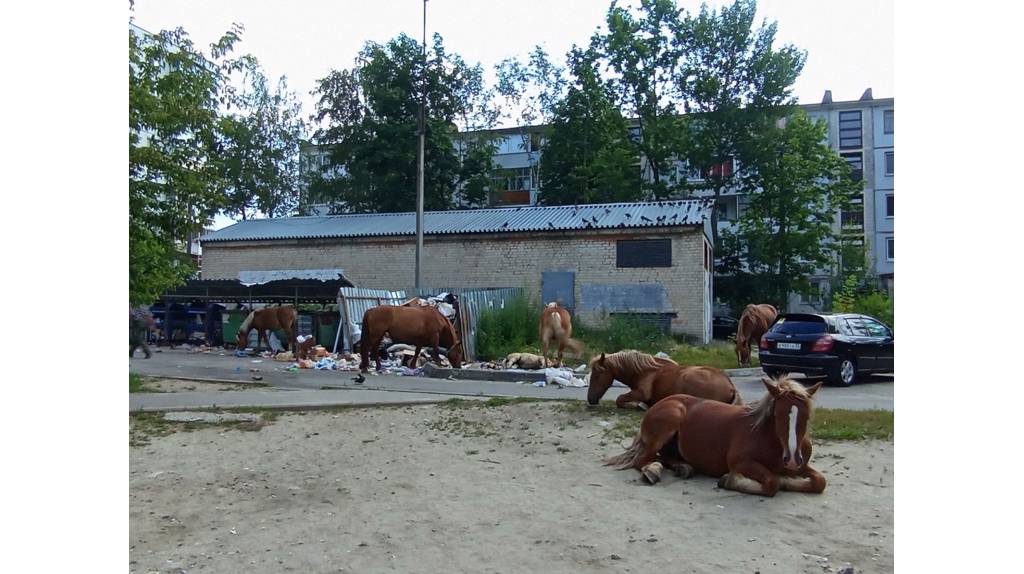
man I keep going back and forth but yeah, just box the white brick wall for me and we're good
[202,227,710,341]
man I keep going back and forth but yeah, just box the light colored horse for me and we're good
[736,303,778,366]
[539,303,583,367]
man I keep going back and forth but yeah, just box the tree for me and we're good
[717,111,860,309]
[675,0,806,246]
[219,62,306,220]
[495,46,568,197]
[308,34,496,213]
[538,48,641,205]
[129,24,244,305]
[601,0,685,199]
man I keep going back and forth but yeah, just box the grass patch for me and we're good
[129,409,277,446]
[129,373,160,393]
[440,396,549,409]
[670,341,753,370]
[575,315,675,358]
[811,408,893,441]
[476,296,543,360]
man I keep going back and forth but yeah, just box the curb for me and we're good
[129,396,488,414]
[132,374,272,387]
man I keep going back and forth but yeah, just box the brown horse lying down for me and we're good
[237,306,298,353]
[606,376,826,497]
[540,303,583,367]
[359,305,463,372]
[736,303,778,366]
[587,350,741,408]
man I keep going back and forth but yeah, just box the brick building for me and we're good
[200,200,715,343]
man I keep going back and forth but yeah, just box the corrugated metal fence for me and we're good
[336,286,523,361]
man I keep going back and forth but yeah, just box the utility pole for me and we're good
[415,0,427,289]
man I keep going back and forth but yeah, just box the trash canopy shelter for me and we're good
[155,269,355,347]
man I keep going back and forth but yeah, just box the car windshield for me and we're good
[770,318,826,335]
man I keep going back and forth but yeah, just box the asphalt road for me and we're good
[129,348,893,411]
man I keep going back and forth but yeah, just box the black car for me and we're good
[712,315,739,340]
[758,313,894,387]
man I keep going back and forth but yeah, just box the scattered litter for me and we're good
[597,421,611,428]
[574,364,587,373]
[716,504,725,509]
[234,350,248,358]
[533,380,546,387]
[654,351,671,359]
[251,375,263,381]
[251,359,263,363]
[545,367,587,387]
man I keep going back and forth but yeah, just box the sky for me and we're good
[129,0,893,230]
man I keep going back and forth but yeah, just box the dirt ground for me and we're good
[129,402,893,574]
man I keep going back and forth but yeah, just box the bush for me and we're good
[475,296,542,360]
[576,314,675,356]
[832,274,894,328]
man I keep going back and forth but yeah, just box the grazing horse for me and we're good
[359,305,463,373]
[237,306,298,353]
[606,376,826,497]
[540,303,583,367]
[736,303,778,366]
[587,350,742,408]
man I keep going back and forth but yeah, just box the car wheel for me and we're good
[830,357,857,387]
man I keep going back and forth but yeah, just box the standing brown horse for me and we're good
[736,303,778,366]
[359,305,463,373]
[540,303,583,367]
[606,376,826,497]
[237,306,298,353]
[587,350,742,408]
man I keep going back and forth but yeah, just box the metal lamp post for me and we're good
[414,0,428,289]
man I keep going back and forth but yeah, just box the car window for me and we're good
[770,318,827,335]
[861,318,891,338]
[836,319,855,336]
[844,318,871,336]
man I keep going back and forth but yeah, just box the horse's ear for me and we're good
[761,377,781,397]
[599,353,606,365]
[806,381,823,397]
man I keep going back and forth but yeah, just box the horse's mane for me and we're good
[745,375,815,430]
[590,350,673,377]
[239,311,255,332]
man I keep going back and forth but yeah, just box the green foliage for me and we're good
[575,315,675,356]
[811,409,894,441]
[538,48,641,205]
[129,373,158,394]
[832,274,894,328]
[130,25,244,304]
[475,296,542,360]
[308,33,497,212]
[601,0,684,199]
[670,341,756,370]
[676,0,806,243]
[717,111,861,310]
[219,62,306,220]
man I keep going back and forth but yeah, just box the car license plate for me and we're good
[777,342,801,350]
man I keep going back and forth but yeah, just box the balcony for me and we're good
[489,190,532,207]
[841,210,864,233]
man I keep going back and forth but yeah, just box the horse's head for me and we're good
[587,353,615,405]
[761,376,822,470]
[447,340,463,368]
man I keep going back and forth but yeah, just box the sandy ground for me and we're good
[139,378,278,393]
[129,402,893,574]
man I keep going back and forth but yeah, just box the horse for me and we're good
[605,375,826,497]
[736,303,778,366]
[237,306,298,353]
[358,305,463,373]
[587,350,742,408]
[540,303,583,367]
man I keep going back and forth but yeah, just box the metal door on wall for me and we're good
[542,271,575,312]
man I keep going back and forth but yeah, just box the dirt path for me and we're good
[129,402,893,573]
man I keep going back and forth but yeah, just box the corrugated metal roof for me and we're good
[201,200,713,243]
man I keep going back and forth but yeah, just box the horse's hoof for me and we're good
[673,463,695,479]
[717,475,730,489]
[641,462,663,485]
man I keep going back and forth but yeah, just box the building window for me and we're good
[627,126,641,143]
[886,195,894,218]
[491,167,533,192]
[885,151,894,175]
[883,110,894,134]
[617,239,672,268]
[886,237,894,261]
[839,110,863,149]
[841,152,863,182]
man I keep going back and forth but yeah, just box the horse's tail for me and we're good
[604,434,645,470]
[546,310,584,354]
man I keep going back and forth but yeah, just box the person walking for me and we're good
[130,305,154,359]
